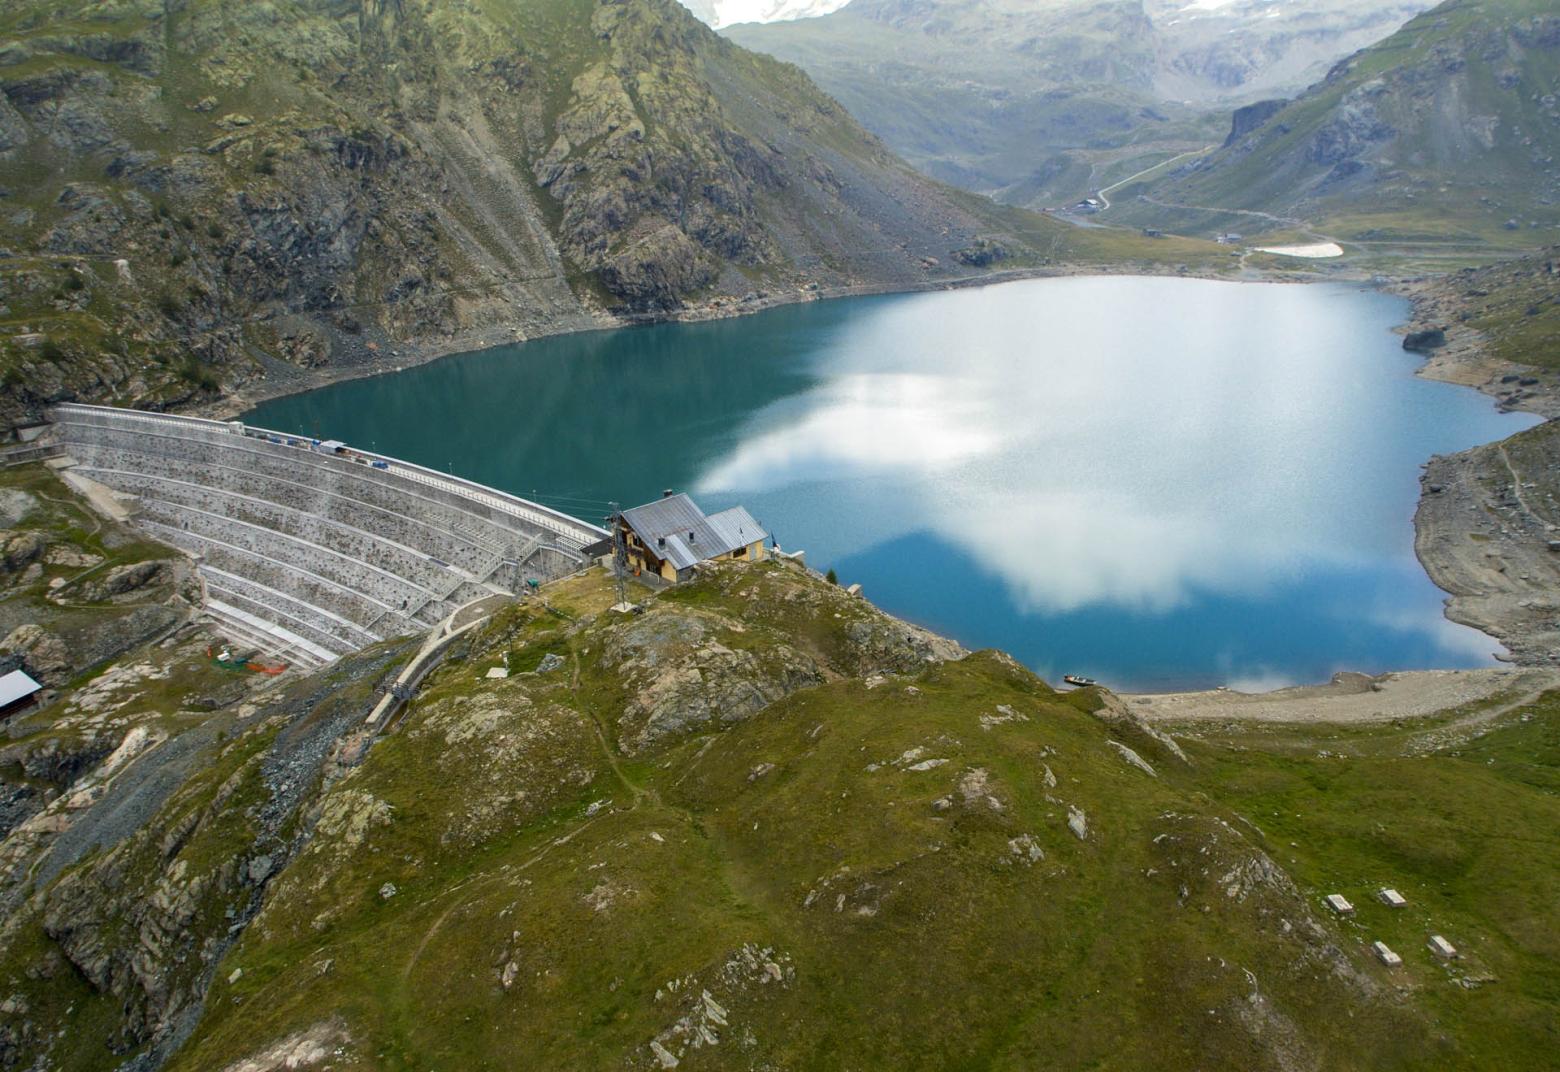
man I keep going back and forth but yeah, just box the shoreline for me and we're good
[1388,276,1560,674]
[183,258,1557,701]
[198,258,1335,420]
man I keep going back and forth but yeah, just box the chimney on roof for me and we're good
[663,488,674,498]
[688,531,695,542]
[657,537,665,548]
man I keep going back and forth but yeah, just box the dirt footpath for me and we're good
[1129,667,1560,724]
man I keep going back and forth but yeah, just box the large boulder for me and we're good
[0,530,44,574]
[1,623,70,684]
[1402,327,1447,354]
[75,560,166,602]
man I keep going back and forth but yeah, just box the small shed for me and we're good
[1324,893,1355,916]
[1428,935,1458,959]
[1371,941,1402,967]
[0,669,43,721]
[1378,888,1408,908]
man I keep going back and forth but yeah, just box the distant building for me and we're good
[0,669,43,722]
[1378,887,1407,909]
[1371,941,1402,967]
[615,492,769,584]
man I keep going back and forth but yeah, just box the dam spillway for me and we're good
[48,404,608,668]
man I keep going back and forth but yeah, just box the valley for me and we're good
[0,0,1558,1068]
[726,0,1436,208]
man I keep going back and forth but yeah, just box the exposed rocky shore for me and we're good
[1393,253,1560,667]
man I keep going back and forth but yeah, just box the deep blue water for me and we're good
[248,276,1538,691]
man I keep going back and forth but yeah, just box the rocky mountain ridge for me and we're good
[0,0,1151,434]
[725,0,1432,205]
[1117,0,1560,249]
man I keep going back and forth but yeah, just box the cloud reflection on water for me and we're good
[697,276,1419,616]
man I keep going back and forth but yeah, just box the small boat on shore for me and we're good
[1063,674,1098,688]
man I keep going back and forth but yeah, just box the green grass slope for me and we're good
[1119,0,1560,253]
[113,561,1556,1072]
[1445,246,1560,368]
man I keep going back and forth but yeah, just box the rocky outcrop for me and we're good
[0,623,69,685]
[1223,98,1287,147]
[1130,3,1560,239]
[1402,327,1447,354]
[600,607,828,752]
[0,531,43,575]
[72,560,166,603]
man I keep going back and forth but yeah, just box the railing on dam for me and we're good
[49,403,608,550]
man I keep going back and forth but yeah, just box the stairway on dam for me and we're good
[48,404,608,669]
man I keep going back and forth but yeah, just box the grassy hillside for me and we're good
[2,551,1550,1070]
[1450,247,1560,369]
[0,0,1183,432]
[1118,0,1560,255]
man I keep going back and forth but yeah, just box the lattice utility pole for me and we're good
[607,502,627,608]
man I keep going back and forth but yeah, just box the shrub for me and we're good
[180,359,220,392]
[825,568,838,585]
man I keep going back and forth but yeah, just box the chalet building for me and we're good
[0,669,42,723]
[616,492,768,584]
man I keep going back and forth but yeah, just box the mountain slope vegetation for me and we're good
[726,0,1432,206]
[0,0,1181,432]
[1118,0,1560,252]
[1,527,1556,1071]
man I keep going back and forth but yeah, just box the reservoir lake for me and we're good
[248,276,1539,692]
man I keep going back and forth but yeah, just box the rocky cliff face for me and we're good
[1123,0,1560,245]
[725,0,1431,205]
[0,0,1075,432]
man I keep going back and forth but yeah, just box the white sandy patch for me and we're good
[1254,242,1344,259]
[1129,667,1560,724]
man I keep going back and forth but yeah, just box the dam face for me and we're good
[49,404,607,668]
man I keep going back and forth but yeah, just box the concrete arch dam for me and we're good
[48,404,607,669]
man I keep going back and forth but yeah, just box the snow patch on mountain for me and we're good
[679,0,851,29]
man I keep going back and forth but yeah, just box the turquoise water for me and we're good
[248,276,1538,691]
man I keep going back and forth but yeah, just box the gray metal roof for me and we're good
[0,669,42,708]
[620,494,766,572]
[706,506,767,552]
